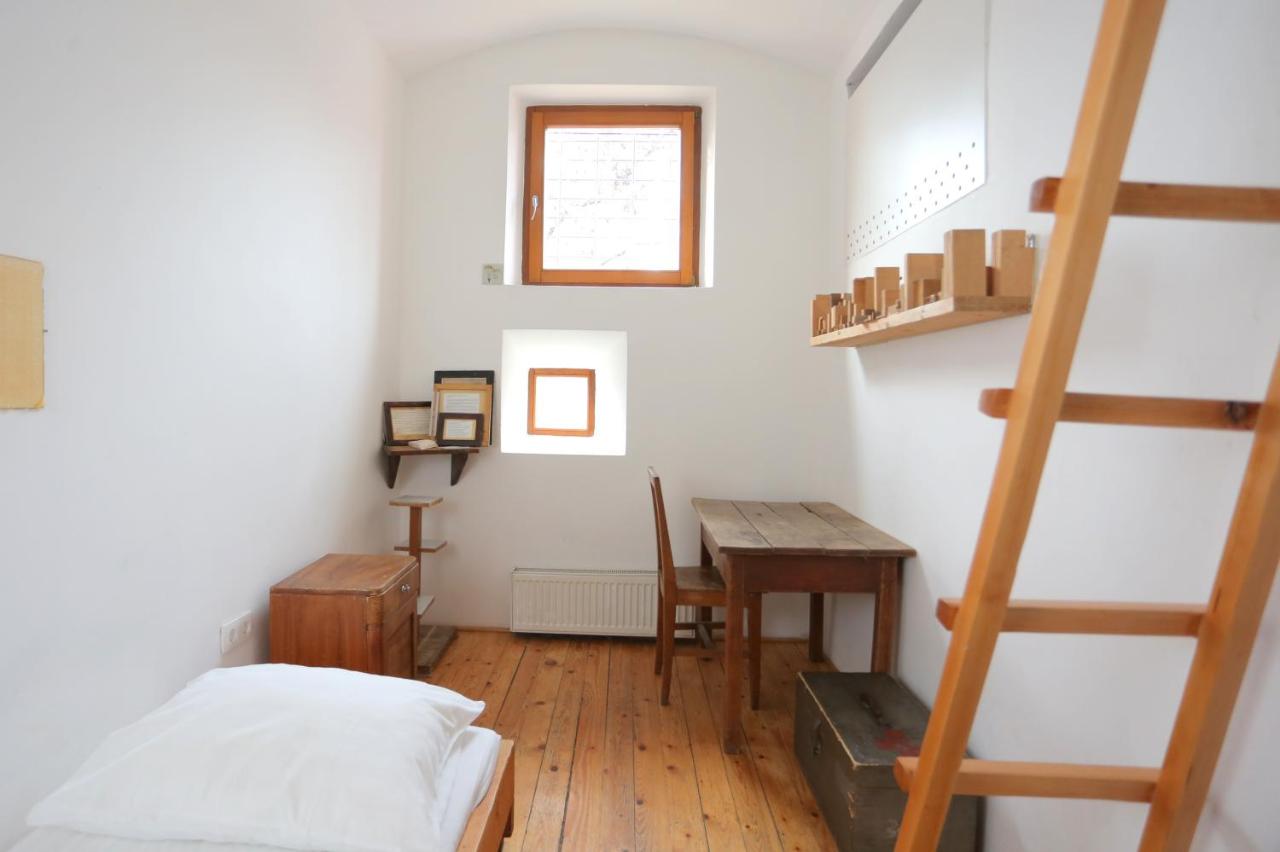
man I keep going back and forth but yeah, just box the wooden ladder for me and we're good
[893,0,1280,849]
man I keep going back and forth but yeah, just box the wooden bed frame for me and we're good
[457,739,515,852]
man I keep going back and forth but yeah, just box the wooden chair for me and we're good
[648,468,761,707]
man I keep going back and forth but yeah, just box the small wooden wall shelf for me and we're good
[811,295,1031,349]
[382,445,479,488]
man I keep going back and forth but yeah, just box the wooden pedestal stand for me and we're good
[390,494,456,675]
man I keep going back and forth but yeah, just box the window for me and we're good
[527,368,596,437]
[523,105,701,286]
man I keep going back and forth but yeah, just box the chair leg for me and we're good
[748,594,762,710]
[654,590,664,674]
[660,599,676,705]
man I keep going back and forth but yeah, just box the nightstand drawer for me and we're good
[379,563,419,625]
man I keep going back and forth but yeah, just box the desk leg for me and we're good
[871,558,902,673]
[722,554,744,754]
[808,593,825,662]
[748,594,762,709]
[699,541,713,627]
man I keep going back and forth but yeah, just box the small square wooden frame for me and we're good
[436,412,484,447]
[527,368,596,437]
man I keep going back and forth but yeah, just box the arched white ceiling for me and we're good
[351,0,877,75]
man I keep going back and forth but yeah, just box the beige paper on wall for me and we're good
[0,254,44,409]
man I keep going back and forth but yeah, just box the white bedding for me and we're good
[21,665,489,852]
[13,725,501,852]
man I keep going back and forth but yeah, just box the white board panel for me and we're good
[845,0,987,263]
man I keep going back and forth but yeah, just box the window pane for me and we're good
[542,126,681,271]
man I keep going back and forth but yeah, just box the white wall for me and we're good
[827,0,1280,849]
[397,30,858,637]
[0,1,402,843]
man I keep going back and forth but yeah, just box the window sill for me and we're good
[522,280,699,288]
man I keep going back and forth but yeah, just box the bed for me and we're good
[14,665,515,852]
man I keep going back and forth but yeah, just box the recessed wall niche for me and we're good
[500,330,626,456]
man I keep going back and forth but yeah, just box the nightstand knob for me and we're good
[400,583,411,593]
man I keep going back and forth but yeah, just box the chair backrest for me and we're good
[647,467,677,599]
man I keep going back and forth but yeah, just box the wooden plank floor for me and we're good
[427,630,839,852]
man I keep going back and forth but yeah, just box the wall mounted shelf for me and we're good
[810,295,1031,349]
[382,445,479,488]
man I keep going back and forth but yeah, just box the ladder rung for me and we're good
[895,758,1159,802]
[936,598,1205,636]
[1030,177,1280,222]
[395,539,447,554]
[980,388,1259,431]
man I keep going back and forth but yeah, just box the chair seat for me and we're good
[674,564,726,594]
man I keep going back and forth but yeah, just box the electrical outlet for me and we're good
[481,263,503,286]
[219,611,253,654]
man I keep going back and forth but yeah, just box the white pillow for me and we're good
[27,665,484,852]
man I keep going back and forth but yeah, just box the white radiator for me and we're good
[510,568,697,637]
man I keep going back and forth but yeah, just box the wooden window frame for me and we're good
[527,368,596,437]
[523,105,701,287]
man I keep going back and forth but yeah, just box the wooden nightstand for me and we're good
[269,553,419,678]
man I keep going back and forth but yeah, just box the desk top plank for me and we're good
[691,498,770,552]
[763,502,869,554]
[732,501,828,555]
[800,502,915,557]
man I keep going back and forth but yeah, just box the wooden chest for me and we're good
[795,672,981,851]
[269,553,419,678]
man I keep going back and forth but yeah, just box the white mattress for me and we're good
[12,726,501,852]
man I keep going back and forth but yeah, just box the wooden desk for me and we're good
[692,499,915,753]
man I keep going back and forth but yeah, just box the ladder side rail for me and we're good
[895,0,1169,847]
[1140,350,1280,851]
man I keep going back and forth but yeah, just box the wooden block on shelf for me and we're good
[0,255,44,410]
[852,276,873,306]
[942,229,987,298]
[910,278,942,307]
[812,295,833,336]
[991,230,1035,298]
[874,267,900,307]
[903,254,943,307]
[876,286,900,317]
[852,277,874,322]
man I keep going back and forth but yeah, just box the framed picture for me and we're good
[437,413,483,447]
[527,368,596,437]
[434,369,495,387]
[382,401,433,445]
[433,382,494,446]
